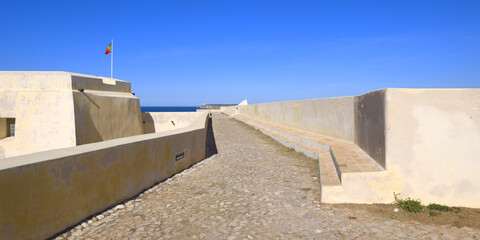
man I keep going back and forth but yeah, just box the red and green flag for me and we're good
[105,43,112,55]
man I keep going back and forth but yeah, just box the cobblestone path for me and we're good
[55,115,479,240]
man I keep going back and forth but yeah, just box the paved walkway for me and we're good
[55,114,479,239]
[234,115,383,186]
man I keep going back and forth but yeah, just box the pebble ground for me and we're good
[54,114,480,240]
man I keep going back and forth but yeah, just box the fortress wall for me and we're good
[237,97,356,142]
[142,112,204,133]
[384,89,480,207]
[0,72,77,158]
[354,89,386,168]
[71,73,144,145]
[0,72,145,157]
[0,113,210,240]
[73,91,143,145]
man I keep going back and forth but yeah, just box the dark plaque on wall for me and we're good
[175,152,185,161]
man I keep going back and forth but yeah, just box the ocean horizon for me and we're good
[141,106,199,112]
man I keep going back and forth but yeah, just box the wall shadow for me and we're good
[73,92,103,145]
[205,115,218,158]
[354,90,386,168]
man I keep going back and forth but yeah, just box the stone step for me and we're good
[235,115,383,172]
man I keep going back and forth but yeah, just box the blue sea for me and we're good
[141,106,199,112]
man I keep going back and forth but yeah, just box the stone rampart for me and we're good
[236,97,355,142]
[0,113,210,240]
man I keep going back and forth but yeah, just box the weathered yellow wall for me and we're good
[0,113,209,240]
[73,91,143,145]
[0,72,77,158]
[71,74,144,145]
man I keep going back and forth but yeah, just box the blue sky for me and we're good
[1,1,479,106]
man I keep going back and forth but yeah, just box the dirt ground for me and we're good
[334,203,480,230]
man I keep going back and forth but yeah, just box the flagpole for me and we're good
[111,39,113,81]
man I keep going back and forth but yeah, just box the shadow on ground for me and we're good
[205,115,218,158]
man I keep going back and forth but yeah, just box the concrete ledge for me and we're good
[0,113,210,240]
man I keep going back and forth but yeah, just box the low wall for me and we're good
[142,112,204,133]
[236,97,355,142]
[0,113,210,240]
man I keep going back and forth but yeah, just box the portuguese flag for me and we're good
[105,43,112,54]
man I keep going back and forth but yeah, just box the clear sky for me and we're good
[1,1,479,106]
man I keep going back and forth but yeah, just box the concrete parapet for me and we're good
[0,113,210,240]
[236,97,355,142]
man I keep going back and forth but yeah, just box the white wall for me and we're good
[385,89,480,207]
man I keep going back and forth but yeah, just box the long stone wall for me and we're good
[0,113,210,240]
[236,97,355,142]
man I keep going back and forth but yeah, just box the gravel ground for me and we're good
[54,115,480,240]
